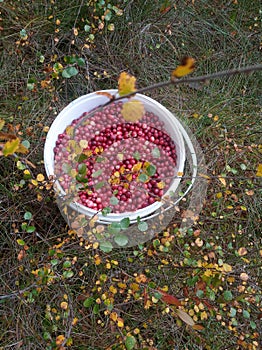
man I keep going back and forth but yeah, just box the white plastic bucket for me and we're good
[44,90,185,223]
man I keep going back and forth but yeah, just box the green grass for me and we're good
[0,1,261,349]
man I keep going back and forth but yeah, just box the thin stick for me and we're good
[104,64,262,105]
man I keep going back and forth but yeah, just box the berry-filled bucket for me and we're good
[44,90,185,225]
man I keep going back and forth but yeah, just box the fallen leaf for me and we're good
[192,324,205,330]
[176,309,195,326]
[172,57,196,79]
[238,247,247,256]
[118,72,137,96]
[3,138,20,156]
[158,289,181,307]
[0,119,5,131]
[256,164,262,177]
[218,176,227,186]
[121,100,145,122]
[56,335,65,346]
[0,131,17,140]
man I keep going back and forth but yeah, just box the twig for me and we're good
[0,284,37,300]
[103,63,262,105]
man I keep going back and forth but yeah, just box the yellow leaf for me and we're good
[157,181,165,189]
[256,163,262,177]
[109,285,117,294]
[132,162,142,173]
[3,138,20,156]
[238,247,247,256]
[172,57,196,79]
[121,100,145,122]
[222,263,232,273]
[218,176,227,186]
[56,335,65,346]
[117,318,124,327]
[60,301,68,310]
[79,139,88,148]
[0,119,5,131]
[110,311,118,322]
[37,173,45,182]
[16,143,29,154]
[118,72,137,96]
[200,311,208,320]
[66,337,73,346]
[176,309,195,326]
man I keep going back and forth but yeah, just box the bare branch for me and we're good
[106,64,262,103]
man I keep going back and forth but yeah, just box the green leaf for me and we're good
[63,270,74,278]
[138,173,149,183]
[62,66,79,78]
[64,56,77,64]
[24,211,32,220]
[51,259,59,266]
[92,169,103,178]
[125,335,136,350]
[114,234,128,246]
[100,241,113,253]
[196,290,204,298]
[96,156,106,163]
[102,207,111,216]
[223,290,233,301]
[110,196,119,205]
[21,140,30,149]
[146,163,156,176]
[16,160,26,170]
[20,29,27,39]
[108,222,121,234]
[62,163,72,174]
[77,153,88,162]
[17,239,25,246]
[138,221,148,232]
[93,303,100,314]
[26,226,35,233]
[63,261,71,268]
[243,310,250,319]
[95,181,106,190]
[152,147,160,158]
[83,297,95,308]
[250,320,257,329]
[78,163,87,175]
[104,11,112,21]
[76,57,85,66]
[84,24,91,32]
[120,217,130,229]
[133,151,140,160]
[229,307,237,317]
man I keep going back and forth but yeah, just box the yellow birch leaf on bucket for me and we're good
[172,57,196,79]
[121,100,145,122]
[3,138,20,156]
[118,72,137,96]
[256,164,262,177]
